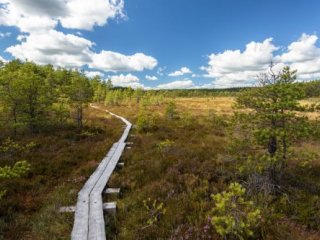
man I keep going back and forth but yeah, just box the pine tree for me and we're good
[236,66,310,183]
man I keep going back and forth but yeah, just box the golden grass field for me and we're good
[176,96,320,119]
[175,97,236,116]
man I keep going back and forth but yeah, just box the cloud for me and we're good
[156,66,166,76]
[145,75,158,81]
[6,30,158,71]
[168,67,192,76]
[0,55,7,62]
[156,79,195,89]
[191,73,200,78]
[90,51,158,72]
[1,0,157,72]
[5,0,68,17]
[84,70,104,78]
[202,38,278,87]
[109,73,144,88]
[0,0,60,32]
[60,0,125,30]
[280,34,320,79]
[0,0,125,31]
[16,34,27,41]
[6,30,93,67]
[0,31,11,38]
[202,34,320,88]
[281,34,320,63]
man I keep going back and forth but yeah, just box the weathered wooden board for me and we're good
[71,105,132,240]
[71,143,118,240]
[59,206,76,213]
[104,188,121,194]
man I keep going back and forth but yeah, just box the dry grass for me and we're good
[175,97,235,116]
[299,98,320,120]
[176,96,320,120]
[0,107,123,240]
[33,96,320,239]
[98,97,320,240]
[1,96,319,239]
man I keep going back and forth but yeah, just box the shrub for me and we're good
[143,198,167,226]
[210,182,261,240]
[165,101,178,120]
[136,111,158,133]
[178,111,196,129]
[0,160,31,199]
[157,139,175,155]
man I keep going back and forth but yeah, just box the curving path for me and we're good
[71,105,132,240]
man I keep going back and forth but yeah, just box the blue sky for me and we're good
[1,0,320,88]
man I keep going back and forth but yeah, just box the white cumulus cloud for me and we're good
[280,34,320,80]
[0,31,11,38]
[156,79,195,89]
[1,0,158,72]
[6,30,94,67]
[203,34,320,88]
[90,51,158,72]
[145,75,158,81]
[60,0,125,30]
[109,73,144,88]
[0,0,125,31]
[84,70,105,78]
[202,38,278,88]
[168,67,192,77]
[0,55,7,62]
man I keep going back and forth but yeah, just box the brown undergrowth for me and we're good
[0,107,123,240]
[99,97,320,240]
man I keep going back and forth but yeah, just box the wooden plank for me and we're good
[117,162,125,167]
[72,105,132,240]
[104,188,120,194]
[71,142,119,240]
[103,202,117,214]
[88,143,126,240]
[59,206,76,213]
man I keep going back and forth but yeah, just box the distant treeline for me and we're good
[0,59,319,135]
[300,80,320,97]
[107,80,320,103]
[113,86,248,97]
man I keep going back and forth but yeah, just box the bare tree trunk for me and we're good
[268,136,277,156]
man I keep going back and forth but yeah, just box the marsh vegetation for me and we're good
[0,60,320,239]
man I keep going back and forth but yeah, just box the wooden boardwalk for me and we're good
[71,105,132,240]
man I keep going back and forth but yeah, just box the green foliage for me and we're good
[0,60,98,134]
[0,138,32,199]
[103,87,167,106]
[157,139,174,155]
[68,71,93,129]
[0,160,30,179]
[165,101,178,120]
[301,80,320,98]
[210,183,261,239]
[0,160,30,199]
[0,60,55,133]
[143,198,167,226]
[136,110,158,133]
[0,138,36,155]
[235,66,311,181]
